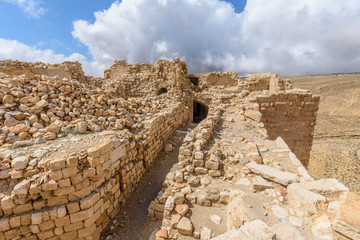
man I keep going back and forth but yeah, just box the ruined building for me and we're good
[0,58,358,240]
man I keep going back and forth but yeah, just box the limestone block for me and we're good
[272,222,305,240]
[177,217,193,236]
[294,179,348,197]
[311,215,336,240]
[331,192,360,239]
[246,162,299,186]
[212,220,274,240]
[12,156,29,170]
[287,184,326,218]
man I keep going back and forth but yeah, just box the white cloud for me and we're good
[0,38,102,75]
[2,0,46,18]
[71,0,360,76]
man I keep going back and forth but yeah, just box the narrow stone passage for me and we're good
[102,125,196,240]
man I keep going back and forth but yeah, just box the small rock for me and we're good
[164,143,173,152]
[155,229,168,238]
[165,196,175,211]
[200,227,212,240]
[210,214,221,225]
[177,217,194,236]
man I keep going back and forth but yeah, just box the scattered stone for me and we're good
[164,143,173,152]
[212,220,274,240]
[210,214,222,225]
[246,162,300,186]
[155,229,168,238]
[177,217,194,236]
[294,178,348,197]
[272,222,305,240]
[200,227,211,240]
[287,184,326,218]
[312,215,336,240]
[252,176,273,191]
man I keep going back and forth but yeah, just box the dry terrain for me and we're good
[289,73,360,192]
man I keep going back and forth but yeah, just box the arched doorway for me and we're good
[156,88,167,95]
[193,101,208,123]
[189,76,199,86]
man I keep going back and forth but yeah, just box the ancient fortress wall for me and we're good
[239,73,319,167]
[0,103,189,240]
[103,58,190,98]
[0,58,326,240]
[0,60,85,83]
[256,92,320,167]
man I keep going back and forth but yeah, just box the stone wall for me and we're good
[191,72,239,90]
[0,103,189,240]
[103,58,191,98]
[0,60,85,82]
[256,90,320,167]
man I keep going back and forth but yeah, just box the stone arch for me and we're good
[156,88,168,95]
[193,101,208,123]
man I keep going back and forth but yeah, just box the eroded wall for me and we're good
[256,91,320,167]
[103,58,191,98]
[0,103,189,240]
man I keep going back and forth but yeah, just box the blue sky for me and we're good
[0,0,246,61]
[0,0,360,77]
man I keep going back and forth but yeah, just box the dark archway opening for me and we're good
[193,101,208,123]
[189,76,199,86]
[156,88,167,95]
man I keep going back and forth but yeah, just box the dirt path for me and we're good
[102,125,196,240]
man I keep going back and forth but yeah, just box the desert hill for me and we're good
[289,73,360,192]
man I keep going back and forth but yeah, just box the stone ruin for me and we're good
[0,58,358,240]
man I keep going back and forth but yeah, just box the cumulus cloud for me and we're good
[72,0,360,76]
[1,0,46,18]
[0,38,94,70]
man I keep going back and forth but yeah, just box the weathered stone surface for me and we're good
[331,192,360,239]
[177,217,193,236]
[164,196,175,211]
[12,156,29,170]
[252,176,273,191]
[246,162,299,186]
[201,227,212,240]
[311,215,336,240]
[212,220,274,240]
[155,228,168,238]
[294,178,348,197]
[287,184,326,218]
[272,222,305,240]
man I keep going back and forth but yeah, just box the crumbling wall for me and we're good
[0,103,189,240]
[103,58,191,98]
[256,90,320,167]
[239,73,292,92]
[0,60,85,82]
[192,71,239,90]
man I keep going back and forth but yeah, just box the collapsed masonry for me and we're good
[0,58,358,240]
